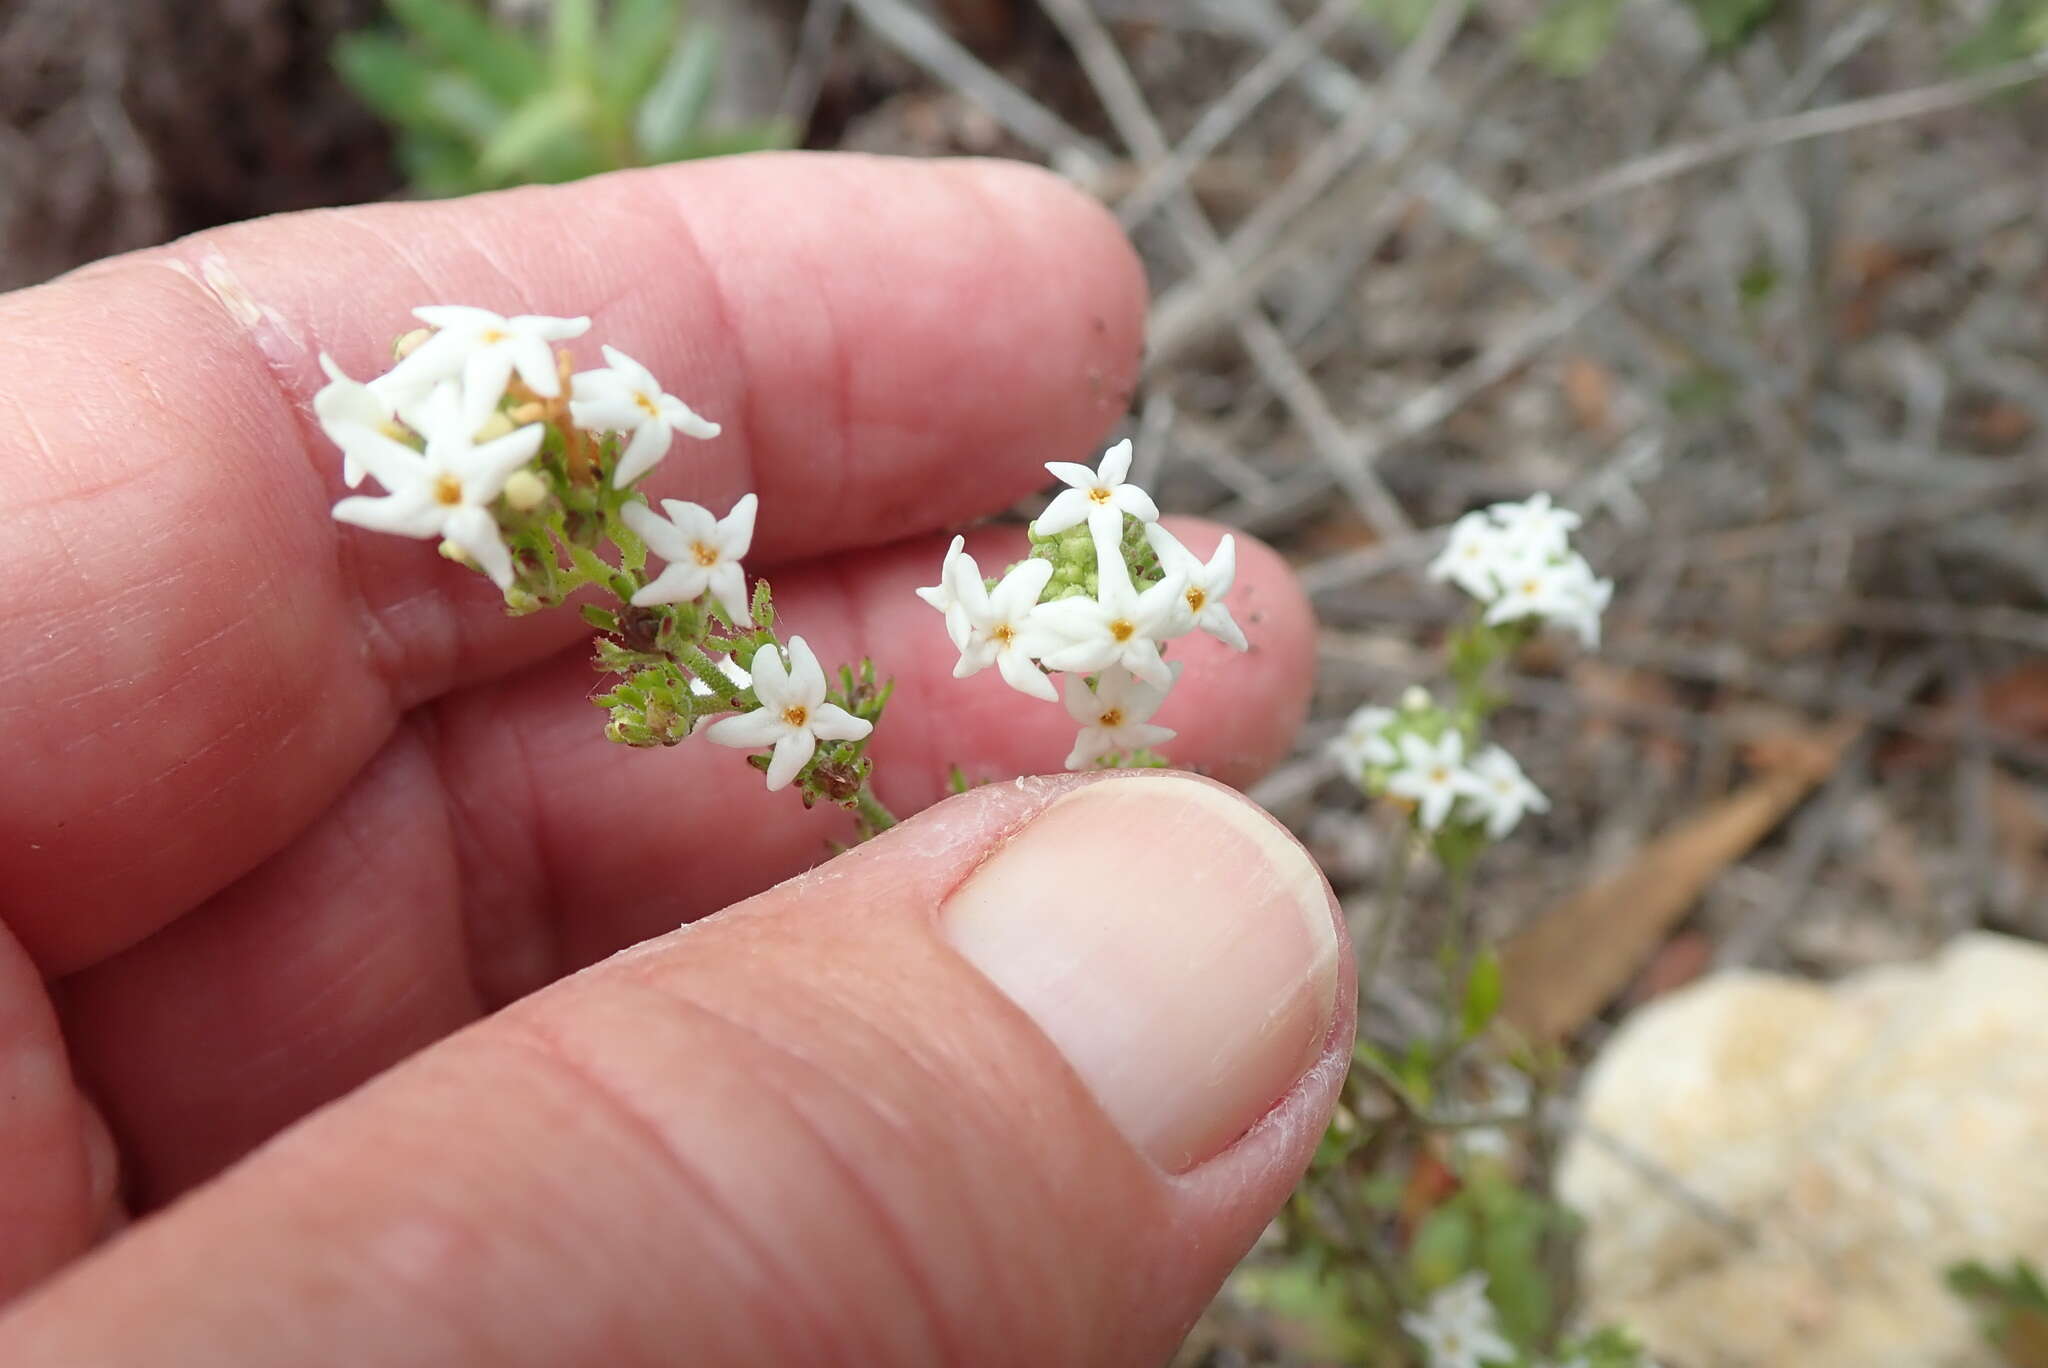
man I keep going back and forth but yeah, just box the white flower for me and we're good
[569,344,720,487]
[913,534,976,651]
[1329,704,1399,774]
[703,636,872,791]
[1468,744,1549,839]
[314,355,395,489]
[1489,491,1580,560]
[1401,1273,1516,1368]
[1062,665,1179,770]
[1551,554,1614,648]
[1427,510,1514,601]
[382,305,591,429]
[948,553,1058,702]
[1032,523,1186,689]
[1034,439,1160,540]
[329,381,544,589]
[1385,731,1481,831]
[1485,550,1611,648]
[1144,523,1247,651]
[622,493,758,624]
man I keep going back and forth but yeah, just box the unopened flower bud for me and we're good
[473,412,516,442]
[504,588,540,612]
[503,469,549,512]
[1401,685,1431,712]
[392,327,432,360]
[508,401,547,425]
[437,539,471,566]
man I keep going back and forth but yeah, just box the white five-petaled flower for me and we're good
[1489,491,1580,560]
[1427,509,1513,601]
[913,534,977,650]
[1400,1273,1516,1368]
[622,493,758,623]
[1061,664,1179,770]
[947,552,1058,701]
[1468,743,1550,839]
[703,636,872,791]
[382,305,591,429]
[1034,439,1160,540]
[313,354,406,488]
[1032,523,1187,689]
[1329,703,1399,775]
[329,382,544,589]
[569,344,721,487]
[1145,523,1247,652]
[1385,730,1482,832]
[1484,550,1611,648]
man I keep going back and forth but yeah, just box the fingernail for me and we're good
[941,774,1340,1172]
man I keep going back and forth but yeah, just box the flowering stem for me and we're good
[852,785,898,839]
[1438,854,1477,1051]
[1354,819,1414,1015]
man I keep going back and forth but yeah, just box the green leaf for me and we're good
[334,33,442,126]
[1408,1199,1478,1289]
[635,23,723,161]
[386,0,545,103]
[421,69,508,144]
[603,0,686,110]
[476,85,593,181]
[1678,0,1781,50]
[1460,948,1504,1038]
[1520,0,1628,77]
[1951,0,2048,71]
[548,0,599,86]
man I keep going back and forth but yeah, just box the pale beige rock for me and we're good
[1556,933,2048,1368]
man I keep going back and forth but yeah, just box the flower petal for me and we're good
[613,420,672,487]
[808,703,873,742]
[704,709,786,750]
[442,504,515,588]
[764,730,816,791]
[781,635,827,705]
[1033,488,1091,537]
[1097,438,1133,485]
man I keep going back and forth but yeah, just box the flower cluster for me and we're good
[1427,493,1612,647]
[1331,690,1549,838]
[915,440,1245,770]
[315,305,885,812]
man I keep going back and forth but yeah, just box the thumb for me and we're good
[0,772,1351,1367]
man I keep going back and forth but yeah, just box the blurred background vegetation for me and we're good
[5,1,2048,1364]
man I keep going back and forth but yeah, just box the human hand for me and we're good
[0,154,1349,1365]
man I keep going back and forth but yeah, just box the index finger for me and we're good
[0,153,1145,973]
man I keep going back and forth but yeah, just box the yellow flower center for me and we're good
[992,623,1016,646]
[1098,708,1124,728]
[691,541,720,567]
[1088,486,1114,504]
[1430,767,1450,784]
[634,390,662,419]
[782,705,809,729]
[1109,619,1136,642]
[480,328,508,345]
[432,474,464,506]
[1185,586,1207,614]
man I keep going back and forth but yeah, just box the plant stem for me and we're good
[1439,854,1476,1051]
[853,783,898,837]
[1354,818,1414,1016]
